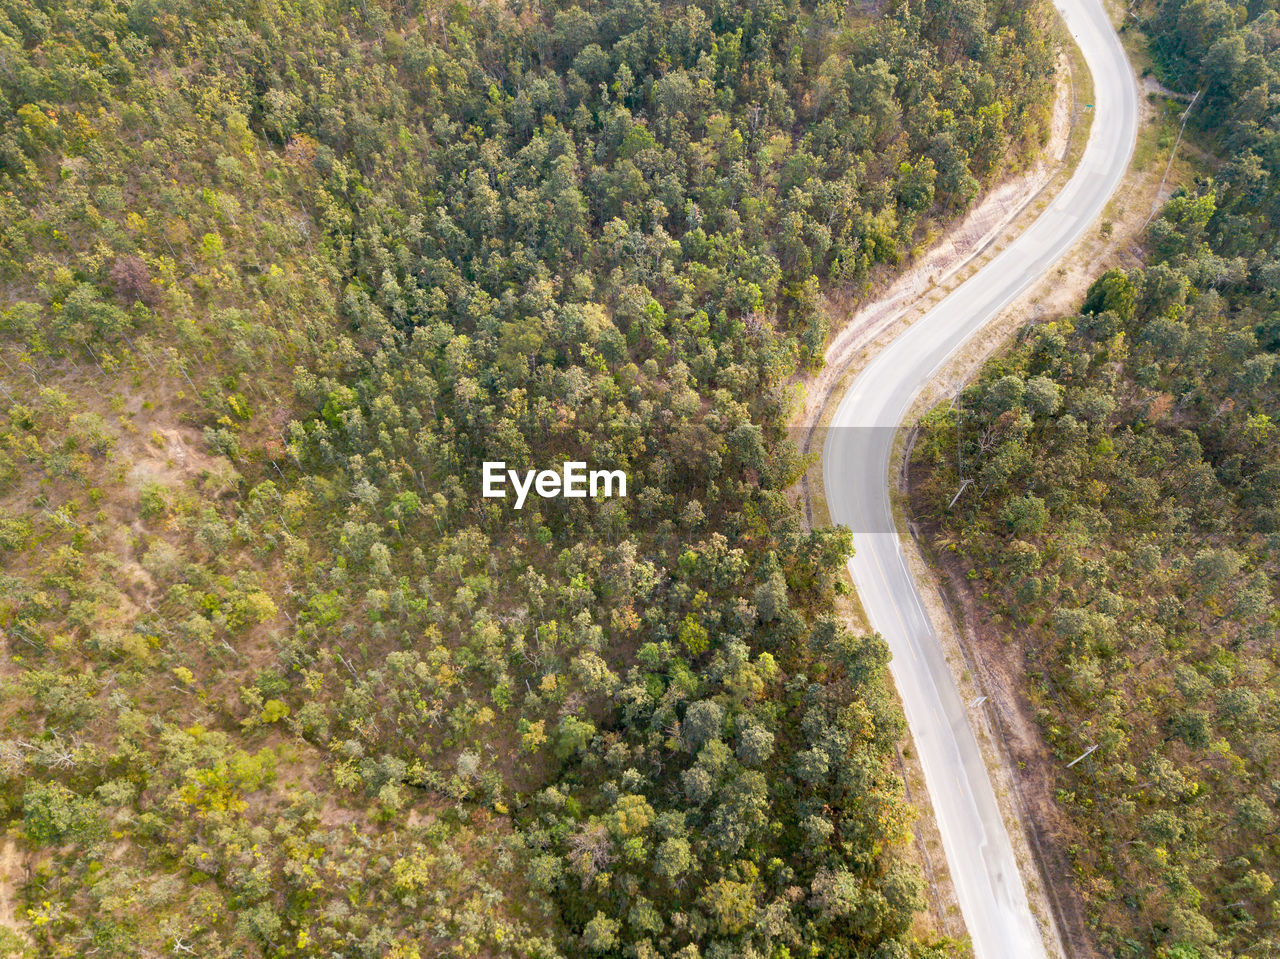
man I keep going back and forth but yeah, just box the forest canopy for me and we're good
[0,0,1055,955]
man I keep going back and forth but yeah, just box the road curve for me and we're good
[822,2,1137,957]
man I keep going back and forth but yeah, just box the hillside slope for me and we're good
[0,0,1056,955]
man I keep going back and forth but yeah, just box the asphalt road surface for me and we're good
[821,1,1137,956]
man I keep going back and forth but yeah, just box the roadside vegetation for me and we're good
[910,2,1280,956]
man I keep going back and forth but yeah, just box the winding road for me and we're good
[822,1,1137,956]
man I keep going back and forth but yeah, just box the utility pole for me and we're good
[1142,89,1201,231]
[948,478,973,509]
[1066,744,1098,768]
